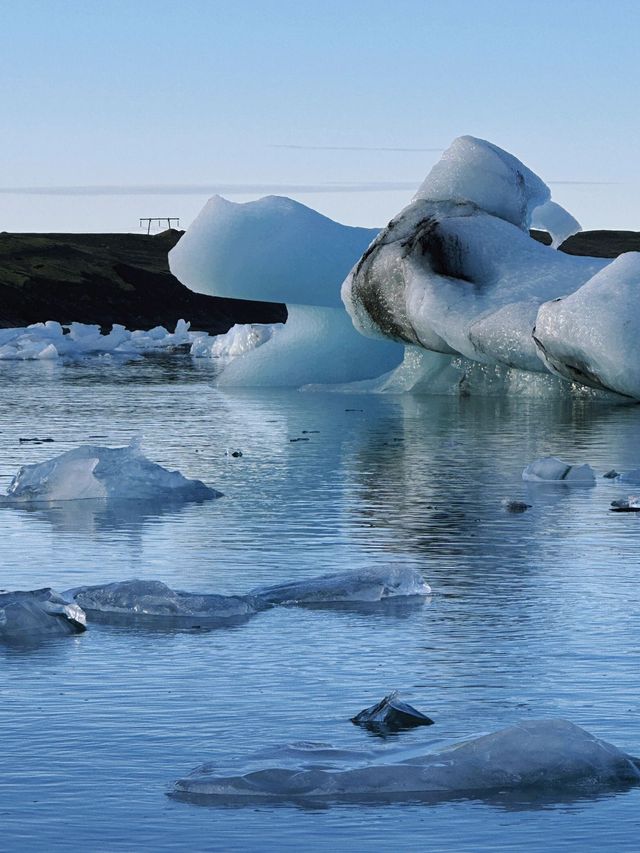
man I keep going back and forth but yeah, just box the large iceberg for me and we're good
[1,440,221,504]
[341,135,640,400]
[170,195,403,386]
[173,719,640,802]
[0,589,86,643]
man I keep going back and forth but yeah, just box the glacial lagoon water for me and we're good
[1,355,640,851]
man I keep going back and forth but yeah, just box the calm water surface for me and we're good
[1,357,640,851]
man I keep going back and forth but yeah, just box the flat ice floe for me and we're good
[1,440,221,503]
[173,719,640,802]
[249,566,431,605]
[0,588,86,643]
[65,568,431,628]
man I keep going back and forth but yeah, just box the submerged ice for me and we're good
[173,719,640,802]
[1,440,221,504]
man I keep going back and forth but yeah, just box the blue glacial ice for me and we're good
[0,588,86,643]
[0,440,221,504]
[170,195,403,386]
[173,719,640,802]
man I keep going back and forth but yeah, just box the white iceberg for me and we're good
[170,195,403,386]
[173,719,640,802]
[1,440,221,503]
[0,319,195,362]
[522,456,596,484]
[0,588,86,643]
[249,566,431,606]
[340,135,640,399]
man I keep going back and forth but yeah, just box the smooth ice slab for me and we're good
[65,568,431,629]
[169,195,379,308]
[1,440,221,503]
[249,566,431,606]
[522,456,596,484]
[173,719,640,802]
[0,588,86,643]
[67,580,254,626]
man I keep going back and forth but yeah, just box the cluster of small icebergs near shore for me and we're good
[3,441,640,804]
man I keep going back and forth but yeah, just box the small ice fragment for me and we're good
[522,456,596,484]
[603,470,620,479]
[0,589,87,643]
[610,496,640,513]
[351,691,434,731]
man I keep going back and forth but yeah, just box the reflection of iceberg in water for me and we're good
[173,719,640,804]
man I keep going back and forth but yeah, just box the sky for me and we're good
[1,0,639,233]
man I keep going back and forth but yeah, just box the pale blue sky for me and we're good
[2,0,639,232]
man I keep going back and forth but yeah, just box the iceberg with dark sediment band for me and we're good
[341,135,640,400]
[522,456,596,484]
[173,719,640,802]
[0,588,86,643]
[0,440,221,504]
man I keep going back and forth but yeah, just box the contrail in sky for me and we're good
[0,180,616,196]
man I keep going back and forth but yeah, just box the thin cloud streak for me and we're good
[0,182,420,196]
[0,180,618,197]
[270,144,444,152]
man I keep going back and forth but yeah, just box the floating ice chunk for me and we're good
[534,254,640,399]
[173,719,640,802]
[0,320,196,362]
[610,496,640,512]
[1,440,221,503]
[191,322,283,360]
[64,568,430,629]
[213,305,402,387]
[249,566,431,606]
[351,691,434,731]
[530,200,581,249]
[522,456,596,484]
[0,588,86,643]
[67,580,253,626]
[169,195,379,308]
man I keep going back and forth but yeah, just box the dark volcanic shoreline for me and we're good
[0,227,637,333]
[0,229,286,332]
